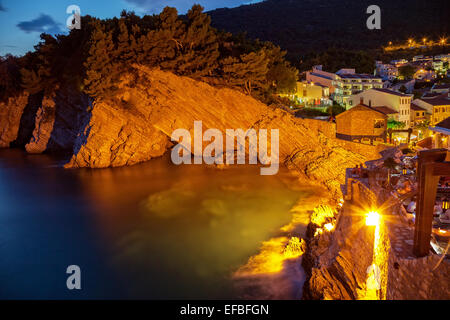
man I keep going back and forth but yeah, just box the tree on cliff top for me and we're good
[221,50,269,95]
[0,55,23,102]
[170,5,220,78]
[83,22,116,98]
[9,5,297,104]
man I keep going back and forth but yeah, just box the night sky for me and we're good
[0,0,263,56]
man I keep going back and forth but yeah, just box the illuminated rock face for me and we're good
[0,87,91,153]
[25,95,55,154]
[65,66,369,195]
[0,94,29,148]
[0,66,373,194]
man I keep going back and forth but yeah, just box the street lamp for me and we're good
[366,211,380,226]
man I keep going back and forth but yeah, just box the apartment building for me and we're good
[375,61,399,81]
[390,59,408,67]
[281,81,332,106]
[306,65,344,104]
[410,103,429,126]
[348,88,413,127]
[307,66,384,107]
[336,70,383,107]
[430,83,450,94]
[412,92,450,125]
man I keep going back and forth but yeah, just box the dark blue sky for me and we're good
[0,0,263,56]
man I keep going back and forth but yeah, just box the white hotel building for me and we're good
[348,88,413,128]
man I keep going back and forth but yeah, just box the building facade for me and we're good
[410,103,429,126]
[430,117,450,150]
[375,61,399,81]
[337,69,383,106]
[348,88,412,127]
[412,93,450,126]
[306,65,343,104]
[336,104,387,144]
[281,81,332,107]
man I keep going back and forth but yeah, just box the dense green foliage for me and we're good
[1,6,298,103]
[295,108,329,118]
[0,55,23,101]
[326,104,346,116]
[388,119,406,129]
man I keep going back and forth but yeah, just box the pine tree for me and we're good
[266,63,298,94]
[169,5,220,77]
[136,7,184,67]
[83,22,116,98]
[221,50,269,95]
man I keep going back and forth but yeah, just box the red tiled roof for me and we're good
[422,92,442,98]
[435,117,450,130]
[418,93,450,106]
[372,106,398,114]
[372,88,410,97]
[336,104,388,118]
[410,103,426,111]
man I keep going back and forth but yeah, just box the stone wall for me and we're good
[303,178,450,300]
[299,119,336,139]
[387,254,450,300]
[303,180,381,299]
[337,140,388,161]
[295,118,389,161]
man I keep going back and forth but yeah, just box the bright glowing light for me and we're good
[311,205,335,226]
[283,237,305,258]
[366,211,380,226]
[314,228,323,237]
[324,223,335,232]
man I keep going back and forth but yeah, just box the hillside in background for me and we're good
[209,0,450,70]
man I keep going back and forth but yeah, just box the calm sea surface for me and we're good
[0,149,311,299]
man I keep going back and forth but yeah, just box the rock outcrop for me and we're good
[0,65,377,194]
[303,177,450,300]
[0,86,92,155]
[25,95,56,154]
[302,180,386,300]
[0,94,29,148]
[65,65,370,195]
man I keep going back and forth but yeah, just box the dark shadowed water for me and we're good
[0,149,310,299]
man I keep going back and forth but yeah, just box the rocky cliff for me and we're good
[65,65,369,194]
[0,94,29,148]
[303,178,450,300]
[0,65,375,195]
